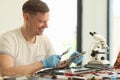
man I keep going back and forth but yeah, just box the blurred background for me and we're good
[0,0,119,67]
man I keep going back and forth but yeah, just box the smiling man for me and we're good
[0,0,61,77]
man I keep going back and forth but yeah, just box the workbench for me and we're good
[2,68,120,80]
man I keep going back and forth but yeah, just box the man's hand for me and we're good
[70,51,83,64]
[41,55,61,68]
[57,61,71,69]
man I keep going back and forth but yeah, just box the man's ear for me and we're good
[23,13,29,21]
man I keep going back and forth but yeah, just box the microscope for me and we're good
[85,32,110,68]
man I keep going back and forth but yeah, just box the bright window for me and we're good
[110,0,120,65]
[43,0,77,58]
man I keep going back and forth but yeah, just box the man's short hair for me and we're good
[22,0,49,15]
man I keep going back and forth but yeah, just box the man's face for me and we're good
[25,12,49,35]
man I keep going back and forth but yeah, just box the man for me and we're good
[0,0,83,77]
[0,0,61,77]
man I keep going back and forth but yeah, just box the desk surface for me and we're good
[2,68,120,80]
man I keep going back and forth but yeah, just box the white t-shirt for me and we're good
[0,28,55,66]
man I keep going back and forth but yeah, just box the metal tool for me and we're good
[61,47,71,56]
[68,51,86,62]
[57,51,86,69]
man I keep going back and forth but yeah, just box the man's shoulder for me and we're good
[0,28,21,39]
[2,28,20,35]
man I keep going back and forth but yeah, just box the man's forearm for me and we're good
[1,61,44,77]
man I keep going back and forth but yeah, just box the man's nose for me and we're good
[43,22,48,28]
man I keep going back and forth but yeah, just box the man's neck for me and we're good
[21,26,36,43]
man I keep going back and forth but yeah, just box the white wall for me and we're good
[82,0,107,65]
[0,0,27,35]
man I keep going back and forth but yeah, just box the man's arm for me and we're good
[0,54,44,77]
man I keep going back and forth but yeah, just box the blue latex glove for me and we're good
[70,51,83,64]
[41,55,61,68]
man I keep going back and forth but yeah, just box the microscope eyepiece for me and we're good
[89,32,94,36]
[90,32,97,36]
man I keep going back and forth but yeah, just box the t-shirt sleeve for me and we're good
[0,33,15,57]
